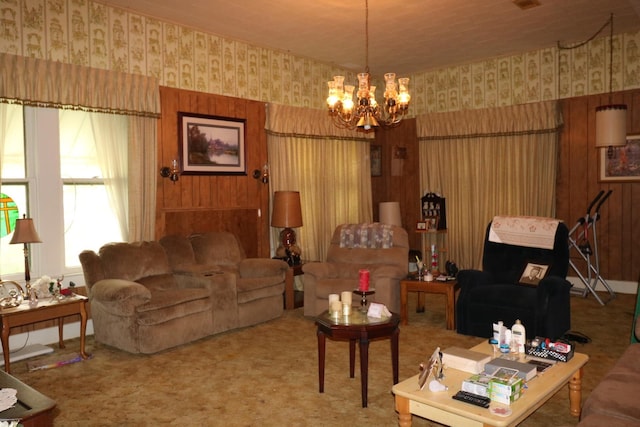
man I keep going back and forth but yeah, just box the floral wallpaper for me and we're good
[2,0,639,115]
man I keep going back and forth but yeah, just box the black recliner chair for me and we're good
[456,220,572,340]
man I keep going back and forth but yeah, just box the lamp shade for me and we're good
[271,191,303,228]
[379,201,402,227]
[595,104,627,147]
[9,217,42,244]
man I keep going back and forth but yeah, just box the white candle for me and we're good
[330,300,342,317]
[341,291,352,305]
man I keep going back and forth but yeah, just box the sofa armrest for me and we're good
[536,276,572,297]
[457,269,493,291]
[370,265,406,280]
[302,262,339,279]
[238,258,288,278]
[90,279,151,316]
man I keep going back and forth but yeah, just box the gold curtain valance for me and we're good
[0,53,160,118]
[416,101,563,140]
[265,103,373,141]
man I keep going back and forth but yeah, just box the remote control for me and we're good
[452,390,491,408]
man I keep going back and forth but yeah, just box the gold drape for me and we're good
[266,104,373,261]
[0,52,159,241]
[417,101,563,269]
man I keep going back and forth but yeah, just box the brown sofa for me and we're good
[302,223,409,316]
[79,232,288,354]
[578,315,640,426]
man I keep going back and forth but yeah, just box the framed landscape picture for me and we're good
[599,134,640,182]
[179,112,246,175]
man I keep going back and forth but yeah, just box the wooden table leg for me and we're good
[284,267,294,310]
[391,327,399,384]
[79,300,90,359]
[57,317,66,349]
[416,292,425,313]
[349,339,356,378]
[359,337,370,408]
[569,366,583,417]
[317,329,326,393]
[2,321,11,373]
[395,395,412,427]
[445,286,455,330]
[400,282,409,325]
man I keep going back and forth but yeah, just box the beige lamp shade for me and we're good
[379,201,402,227]
[595,104,627,148]
[271,191,303,228]
[9,216,42,244]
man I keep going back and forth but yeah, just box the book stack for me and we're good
[484,357,537,381]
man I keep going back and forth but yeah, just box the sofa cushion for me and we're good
[236,276,284,304]
[136,274,179,291]
[99,241,172,282]
[581,344,640,424]
[190,232,245,266]
[159,234,197,269]
[136,288,212,326]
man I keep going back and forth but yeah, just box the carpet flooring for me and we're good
[9,290,637,427]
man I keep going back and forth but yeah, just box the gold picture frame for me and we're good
[598,134,640,182]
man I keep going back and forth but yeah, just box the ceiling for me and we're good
[98,0,640,77]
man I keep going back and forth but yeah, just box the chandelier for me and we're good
[326,0,410,132]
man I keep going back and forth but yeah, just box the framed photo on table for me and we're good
[179,112,246,175]
[599,134,640,182]
[518,262,550,286]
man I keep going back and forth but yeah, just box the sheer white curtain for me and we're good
[266,104,374,261]
[0,52,160,241]
[88,112,129,239]
[416,101,563,269]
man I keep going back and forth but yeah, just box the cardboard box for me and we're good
[442,347,491,374]
[488,375,523,396]
[490,389,522,405]
[461,373,492,397]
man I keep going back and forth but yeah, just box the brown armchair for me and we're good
[302,223,409,316]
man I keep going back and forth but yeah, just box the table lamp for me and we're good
[9,215,42,285]
[271,191,303,262]
[379,201,402,226]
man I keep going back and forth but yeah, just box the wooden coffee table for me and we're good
[0,295,90,373]
[400,278,459,329]
[0,369,56,426]
[315,310,400,408]
[392,341,589,426]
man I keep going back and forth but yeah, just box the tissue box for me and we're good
[461,374,492,397]
[488,375,523,396]
[489,389,522,405]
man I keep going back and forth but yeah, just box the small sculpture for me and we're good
[418,347,447,392]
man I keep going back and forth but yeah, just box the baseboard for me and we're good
[567,277,638,295]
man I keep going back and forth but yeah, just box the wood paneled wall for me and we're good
[156,87,271,257]
[372,119,421,251]
[557,89,640,282]
[156,86,639,281]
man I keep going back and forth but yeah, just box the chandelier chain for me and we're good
[365,0,369,73]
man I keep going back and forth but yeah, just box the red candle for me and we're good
[359,269,370,291]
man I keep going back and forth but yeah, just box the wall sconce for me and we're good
[160,159,180,183]
[252,163,269,184]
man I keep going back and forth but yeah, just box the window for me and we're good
[0,105,125,281]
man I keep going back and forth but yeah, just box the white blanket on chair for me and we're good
[489,216,560,250]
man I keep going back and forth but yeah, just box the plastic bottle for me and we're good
[511,319,526,353]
